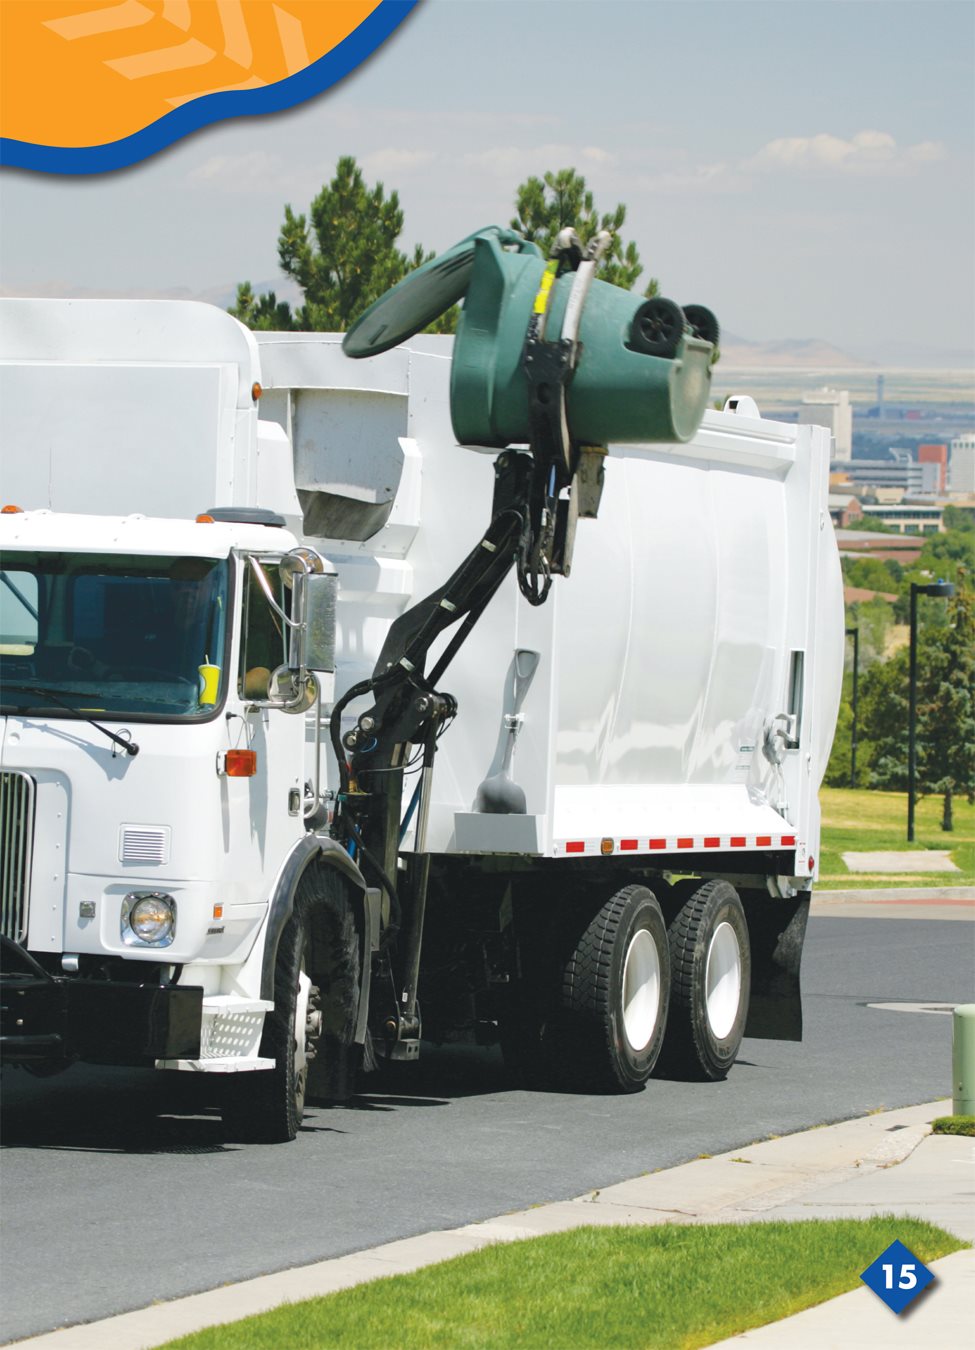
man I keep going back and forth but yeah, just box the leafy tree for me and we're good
[230,156,456,334]
[860,588,975,830]
[824,673,875,789]
[859,650,910,793]
[844,596,896,670]
[844,517,895,534]
[916,586,975,830]
[841,556,899,595]
[230,285,295,332]
[943,504,974,533]
[914,526,975,585]
[510,168,659,296]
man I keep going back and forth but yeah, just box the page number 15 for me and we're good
[882,1263,917,1290]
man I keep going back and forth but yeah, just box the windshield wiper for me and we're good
[1,684,140,757]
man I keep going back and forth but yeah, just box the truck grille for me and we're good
[1,771,35,942]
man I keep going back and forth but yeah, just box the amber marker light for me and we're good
[252,382,262,401]
[212,904,224,920]
[196,513,215,523]
[1,504,23,513]
[600,838,614,855]
[225,749,257,777]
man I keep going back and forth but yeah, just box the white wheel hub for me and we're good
[294,969,313,1078]
[705,921,742,1040]
[621,927,661,1052]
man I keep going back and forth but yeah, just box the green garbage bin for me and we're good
[343,226,716,451]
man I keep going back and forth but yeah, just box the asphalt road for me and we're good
[2,915,973,1343]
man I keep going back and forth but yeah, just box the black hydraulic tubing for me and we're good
[347,819,402,936]
[425,531,522,689]
[399,733,436,1020]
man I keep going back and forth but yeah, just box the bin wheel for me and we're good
[658,880,750,1081]
[555,885,670,1092]
[682,304,720,348]
[629,298,685,359]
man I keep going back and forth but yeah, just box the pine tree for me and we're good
[510,167,658,296]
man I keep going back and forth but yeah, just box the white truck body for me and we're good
[0,299,843,1136]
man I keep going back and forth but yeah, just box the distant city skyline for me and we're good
[1,0,972,366]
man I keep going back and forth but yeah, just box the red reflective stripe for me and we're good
[704,836,720,848]
[649,838,667,850]
[565,841,585,854]
[620,839,638,851]
[677,837,694,849]
[756,836,772,847]
[730,836,746,847]
[781,836,796,847]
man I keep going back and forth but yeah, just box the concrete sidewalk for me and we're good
[14,1099,972,1349]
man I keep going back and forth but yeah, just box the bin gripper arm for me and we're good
[518,228,611,605]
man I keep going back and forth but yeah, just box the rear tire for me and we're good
[659,880,750,1081]
[554,885,670,1093]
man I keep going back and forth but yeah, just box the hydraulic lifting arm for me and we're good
[328,232,610,1052]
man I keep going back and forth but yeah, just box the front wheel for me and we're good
[223,868,358,1143]
[658,880,751,1081]
[555,885,670,1093]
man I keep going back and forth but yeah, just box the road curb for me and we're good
[814,886,974,901]
[12,1099,954,1350]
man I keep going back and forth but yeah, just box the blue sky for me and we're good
[1,0,972,363]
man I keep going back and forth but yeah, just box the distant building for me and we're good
[833,530,926,564]
[859,502,944,535]
[949,433,975,494]
[918,443,948,493]
[839,453,928,495]
[828,493,863,528]
[800,387,852,460]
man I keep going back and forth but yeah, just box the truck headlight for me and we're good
[122,892,176,947]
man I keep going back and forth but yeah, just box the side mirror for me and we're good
[288,570,337,673]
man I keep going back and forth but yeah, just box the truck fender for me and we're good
[261,836,372,1045]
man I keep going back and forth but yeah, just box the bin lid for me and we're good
[343,225,521,358]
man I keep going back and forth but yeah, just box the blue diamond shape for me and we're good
[860,1239,934,1313]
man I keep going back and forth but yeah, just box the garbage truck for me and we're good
[0,231,844,1142]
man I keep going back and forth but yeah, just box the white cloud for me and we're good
[360,148,437,176]
[744,129,947,175]
[580,146,616,165]
[460,144,577,177]
[632,162,744,195]
[186,151,280,188]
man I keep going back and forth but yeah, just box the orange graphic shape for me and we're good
[0,1,382,149]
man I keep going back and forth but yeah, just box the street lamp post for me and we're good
[845,626,859,788]
[907,580,955,842]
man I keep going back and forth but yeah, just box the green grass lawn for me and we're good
[819,787,975,890]
[160,1219,965,1350]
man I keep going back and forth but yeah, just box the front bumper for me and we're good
[0,971,202,1066]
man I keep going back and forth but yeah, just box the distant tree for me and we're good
[230,285,295,331]
[844,517,896,534]
[511,168,659,296]
[860,588,975,829]
[230,156,457,334]
[842,556,899,595]
[860,650,910,793]
[943,504,975,533]
[916,587,975,830]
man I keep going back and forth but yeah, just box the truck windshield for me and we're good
[0,552,230,720]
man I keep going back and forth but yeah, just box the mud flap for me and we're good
[742,893,810,1042]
